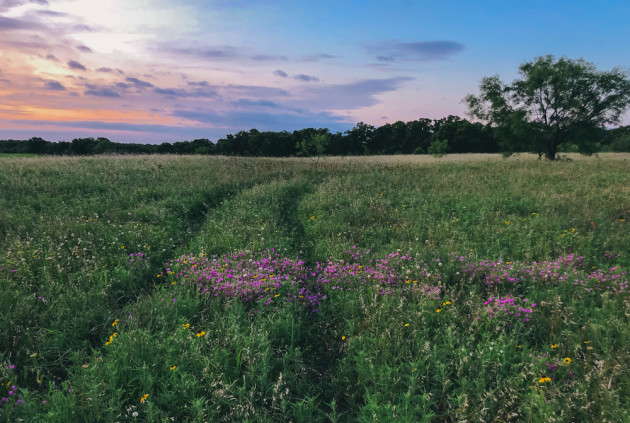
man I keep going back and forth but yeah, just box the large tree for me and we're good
[465,55,630,160]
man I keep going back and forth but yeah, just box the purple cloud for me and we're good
[301,53,337,62]
[44,80,65,90]
[77,45,92,53]
[233,99,278,108]
[368,40,464,62]
[251,54,288,61]
[294,74,319,82]
[68,60,87,71]
[125,77,154,89]
[84,87,120,97]
[273,69,288,77]
[187,80,209,87]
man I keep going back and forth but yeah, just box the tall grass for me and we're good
[0,154,628,421]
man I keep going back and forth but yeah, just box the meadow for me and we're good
[0,153,628,422]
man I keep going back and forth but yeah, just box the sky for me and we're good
[1,0,629,143]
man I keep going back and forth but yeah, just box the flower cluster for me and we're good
[128,252,151,269]
[160,248,443,313]
[313,248,442,299]
[459,254,628,295]
[481,295,536,330]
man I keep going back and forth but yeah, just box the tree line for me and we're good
[1,116,629,157]
[2,56,630,158]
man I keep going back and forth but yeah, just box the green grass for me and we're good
[0,154,629,422]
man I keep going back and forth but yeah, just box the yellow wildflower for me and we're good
[140,393,149,403]
[112,319,119,327]
[563,357,571,364]
[538,377,551,383]
[182,323,190,330]
[341,336,346,341]
[551,344,558,348]
[404,323,409,327]
[196,331,205,337]
[436,308,442,313]
[170,365,177,371]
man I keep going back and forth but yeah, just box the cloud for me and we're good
[368,40,464,62]
[224,84,289,97]
[68,60,87,71]
[0,0,48,13]
[172,108,351,132]
[158,41,288,64]
[301,53,337,62]
[45,53,58,61]
[0,16,39,30]
[77,45,92,53]
[44,80,65,90]
[233,99,278,108]
[96,67,123,74]
[84,87,121,97]
[186,80,209,87]
[300,76,413,110]
[161,44,239,60]
[294,74,319,82]
[153,87,218,98]
[251,54,288,62]
[273,69,288,77]
[125,77,154,89]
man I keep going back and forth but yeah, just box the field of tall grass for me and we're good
[1,153,628,422]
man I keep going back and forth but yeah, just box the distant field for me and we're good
[1,154,628,421]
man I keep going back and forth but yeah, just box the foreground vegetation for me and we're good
[1,154,628,422]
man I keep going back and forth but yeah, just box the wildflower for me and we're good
[341,336,346,341]
[563,357,571,365]
[196,331,205,337]
[404,323,409,327]
[112,319,119,327]
[442,301,451,305]
[310,216,315,220]
[620,218,625,222]
[516,345,523,349]
[583,340,590,344]
[182,323,190,330]
[121,246,125,249]
[532,212,537,215]
[505,221,510,225]
[538,377,551,383]
[170,365,177,370]
[140,393,149,403]
[436,308,442,313]
[551,344,559,349]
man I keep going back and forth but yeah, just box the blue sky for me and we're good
[1,0,629,143]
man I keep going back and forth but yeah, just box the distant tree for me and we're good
[404,118,433,154]
[343,122,374,155]
[92,137,116,154]
[427,139,449,157]
[190,138,214,154]
[296,131,330,158]
[431,115,497,153]
[26,137,49,154]
[466,55,630,160]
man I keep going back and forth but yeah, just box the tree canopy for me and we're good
[466,55,630,160]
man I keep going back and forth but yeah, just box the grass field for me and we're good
[1,154,629,422]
